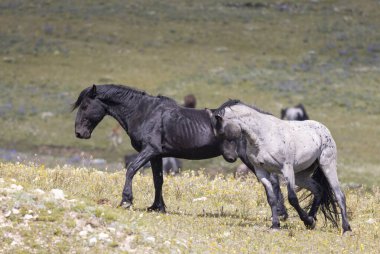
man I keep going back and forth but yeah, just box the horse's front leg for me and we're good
[269,173,288,220]
[256,168,280,229]
[120,147,155,209]
[282,162,315,229]
[147,157,166,212]
[239,151,288,221]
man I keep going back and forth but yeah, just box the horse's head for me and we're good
[72,85,106,139]
[207,108,241,163]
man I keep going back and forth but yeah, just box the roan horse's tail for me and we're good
[311,166,340,227]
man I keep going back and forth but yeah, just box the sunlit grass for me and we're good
[0,162,379,253]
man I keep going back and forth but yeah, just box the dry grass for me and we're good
[1,162,379,253]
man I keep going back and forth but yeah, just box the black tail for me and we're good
[312,166,340,227]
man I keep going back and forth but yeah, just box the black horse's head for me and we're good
[72,85,106,139]
[207,108,241,163]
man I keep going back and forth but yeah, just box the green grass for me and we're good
[0,162,379,253]
[0,0,379,186]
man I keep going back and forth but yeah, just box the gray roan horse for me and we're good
[72,84,287,217]
[208,100,351,233]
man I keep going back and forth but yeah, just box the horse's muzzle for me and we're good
[223,154,237,163]
[75,131,91,139]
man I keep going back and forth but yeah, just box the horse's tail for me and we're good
[312,165,340,228]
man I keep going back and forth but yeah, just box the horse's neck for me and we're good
[235,111,263,147]
[102,93,154,134]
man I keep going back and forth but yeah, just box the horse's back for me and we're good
[160,108,220,159]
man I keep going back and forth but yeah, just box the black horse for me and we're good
[73,84,287,216]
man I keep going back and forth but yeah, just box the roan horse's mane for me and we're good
[214,99,272,117]
[72,84,177,111]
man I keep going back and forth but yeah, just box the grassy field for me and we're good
[1,0,380,185]
[1,162,379,253]
[0,1,379,252]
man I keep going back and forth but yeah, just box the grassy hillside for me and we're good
[0,0,379,185]
[1,162,379,253]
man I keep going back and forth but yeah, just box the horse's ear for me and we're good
[215,114,223,123]
[89,84,97,98]
[205,108,213,118]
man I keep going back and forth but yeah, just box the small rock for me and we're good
[107,227,116,233]
[88,237,97,247]
[10,184,23,191]
[87,218,101,228]
[41,112,54,120]
[79,230,88,238]
[12,208,20,215]
[192,197,207,202]
[23,214,34,220]
[366,218,376,224]
[4,210,11,218]
[34,189,45,195]
[145,236,155,243]
[223,231,231,237]
[50,189,65,200]
[98,232,109,241]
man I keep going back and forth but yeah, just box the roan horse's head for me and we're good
[72,85,106,139]
[207,108,241,163]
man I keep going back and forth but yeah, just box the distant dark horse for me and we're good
[281,104,309,121]
[72,84,287,215]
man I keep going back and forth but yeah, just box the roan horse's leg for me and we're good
[269,173,288,220]
[319,152,352,233]
[147,157,166,212]
[239,154,288,220]
[295,170,322,220]
[120,147,156,208]
[282,163,316,229]
[255,168,280,229]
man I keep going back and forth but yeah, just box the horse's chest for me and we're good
[246,142,281,172]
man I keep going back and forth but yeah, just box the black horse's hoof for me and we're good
[120,201,132,209]
[147,204,166,213]
[304,216,316,230]
[270,223,281,230]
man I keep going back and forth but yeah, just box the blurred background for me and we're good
[0,0,379,186]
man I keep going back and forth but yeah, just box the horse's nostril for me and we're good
[75,132,81,138]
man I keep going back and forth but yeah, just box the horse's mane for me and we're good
[72,84,177,111]
[214,99,272,116]
[72,87,92,111]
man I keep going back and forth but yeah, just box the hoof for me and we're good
[342,225,353,235]
[270,223,280,230]
[120,201,132,209]
[305,217,316,230]
[147,204,166,213]
[342,230,354,236]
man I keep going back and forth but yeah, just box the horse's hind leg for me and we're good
[295,168,322,221]
[319,154,352,233]
[282,163,315,229]
[148,157,166,212]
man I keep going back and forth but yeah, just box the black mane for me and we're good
[214,99,272,116]
[72,84,177,111]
